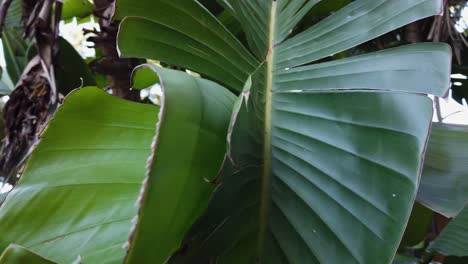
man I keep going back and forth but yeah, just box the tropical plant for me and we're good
[0,0,464,264]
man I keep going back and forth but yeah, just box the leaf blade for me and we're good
[276,0,444,69]
[417,123,468,217]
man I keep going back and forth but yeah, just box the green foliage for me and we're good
[0,0,462,263]
[0,87,158,263]
[400,203,434,249]
[62,0,94,21]
[116,0,450,263]
[428,206,468,257]
[0,65,235,263]
[1,29,30,85]
[0,245,54,264]
[0,0,30,85]
[55,37,96,94]
[417,123,468,217]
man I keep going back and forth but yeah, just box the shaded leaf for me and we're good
[392,254,419,264]
[428,205,468,257]
[55,37,96,95]
[400,203,433,249]
[417,123,468,217]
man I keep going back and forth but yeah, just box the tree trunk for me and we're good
[91,0,140,101]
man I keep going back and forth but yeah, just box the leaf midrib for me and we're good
[258,0,277,259]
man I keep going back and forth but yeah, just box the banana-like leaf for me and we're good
[0,245,55,264]
[417,123,468,217]
[0,67,235,263]
[117,0,450,263]
[114,0,258,91]
[428,205,468,257]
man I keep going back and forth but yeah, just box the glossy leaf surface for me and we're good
[0,66,235,263]
[0,88,158,263]
[125,65,236,264]
[116,0,450,263]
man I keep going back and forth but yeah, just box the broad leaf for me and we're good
[417,123,468,217]
[125,66,236,263]
[0,67,235,263]
[117,0,450,263]
[0,245,54,264]
[115,0,258,91]
[428,205,468,257]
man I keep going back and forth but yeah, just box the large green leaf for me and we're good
[417,123,468,217]
[115,0,258,91]
[0,67,235,263]
[125,66,236,263]
[117,0,450,263]
[428,205,468,257]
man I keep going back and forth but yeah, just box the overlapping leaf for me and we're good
[0,67,235,263]
[117,0,450,263]
[428,205,468,257]
[417,123,468,217]
[116,0,450,263]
